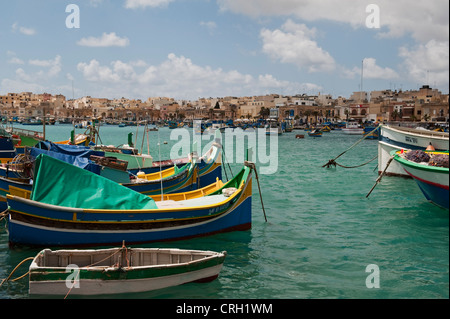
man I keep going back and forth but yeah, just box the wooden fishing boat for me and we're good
[363,126,379,139]
[392,150,449,209]
[342,122,364,135]
[0,128,17,164]
[7,154,253,247]
[0,176,32,211]
[378,125,449,177]
[29,246,226,296]
[320,125,331,132]
[308,129,322,137]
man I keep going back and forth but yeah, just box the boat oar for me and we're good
[366,155,394,198]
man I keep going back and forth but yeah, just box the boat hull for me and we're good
[8,196,251,247]
[341,128,364,135]
[378,125,449,177]
[7,171,252,247]
[29,248,226,296]
[392,151,449,209]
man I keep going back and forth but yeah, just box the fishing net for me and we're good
[429,154,449,168]
[405,150,430,163]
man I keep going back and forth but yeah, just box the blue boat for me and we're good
[7,154,253,247]
[308,129,323,137]
[392,150,449,209]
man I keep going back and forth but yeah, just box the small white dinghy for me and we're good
[29,244,227,296]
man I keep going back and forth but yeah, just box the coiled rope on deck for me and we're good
[322,125,380,169]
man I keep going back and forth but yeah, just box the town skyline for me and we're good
[1,84,448,125]
[1,1,448,101]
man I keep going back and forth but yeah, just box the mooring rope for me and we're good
[325,154,378,169]
[322,125,380,169]
[0,257,34,287]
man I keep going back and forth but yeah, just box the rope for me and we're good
[323,125,380,169]
[245,161,267,222]
[366,155,395,198]
[0,257,35,287]
[0,209,9,224]
[325,154,378,169]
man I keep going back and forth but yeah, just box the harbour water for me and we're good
[0,124,448,299]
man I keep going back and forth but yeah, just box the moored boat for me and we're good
[392,149,449,209]
[29,246,226,296]
[342,122,364,135]
[378,125,449,177]
[308,129,322,137]
[7,154,253,247]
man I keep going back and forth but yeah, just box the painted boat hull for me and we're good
[0,176,32,210]
[378,125,449,177]
[29,248,226,296]
[341,128,364,135]
[392,150,449,209]
[7,169,252,247]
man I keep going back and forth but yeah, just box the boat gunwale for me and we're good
[392,150,449,174]
[381,124,449,139]
[30,247,226,272]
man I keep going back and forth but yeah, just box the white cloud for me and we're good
[124,0,174,9]
[200,21,217,35]
[7,51,24,65]
[89,0,103,7]
[77,32,130,47]
[218,0,449,43]
[344,58,398,80]
[399,40,449,87]
[76,53,317,99]
[1,55,63,94]
[260,20,335,73]
[12,22,36,36]
[29,55,62,77]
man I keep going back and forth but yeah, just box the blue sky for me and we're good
[1,0,448,101]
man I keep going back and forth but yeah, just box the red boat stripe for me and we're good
[404,169,449,190]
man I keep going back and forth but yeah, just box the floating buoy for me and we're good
[426,143,435,151]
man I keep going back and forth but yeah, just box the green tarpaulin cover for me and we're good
[31,154,158,210]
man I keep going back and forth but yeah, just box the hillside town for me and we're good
[1,85,448,126]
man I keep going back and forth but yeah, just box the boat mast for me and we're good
[360,59,364,102]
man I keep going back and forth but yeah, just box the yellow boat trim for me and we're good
[149,178,224,201]
[137,162,191,181]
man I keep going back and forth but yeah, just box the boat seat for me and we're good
[154,194,229,209]
[155,200,186,209]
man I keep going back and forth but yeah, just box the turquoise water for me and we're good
[1,124,448,299]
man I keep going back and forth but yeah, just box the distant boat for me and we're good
[22,119,43,126]
[363,126,380,139]
[378,124,449,177]
[392,149,449,209]
[308,129,323,137]
[29,246,227,296]
[342,122,364,135]
[266,120,283,135]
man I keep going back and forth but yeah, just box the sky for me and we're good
[0,0,448,101]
